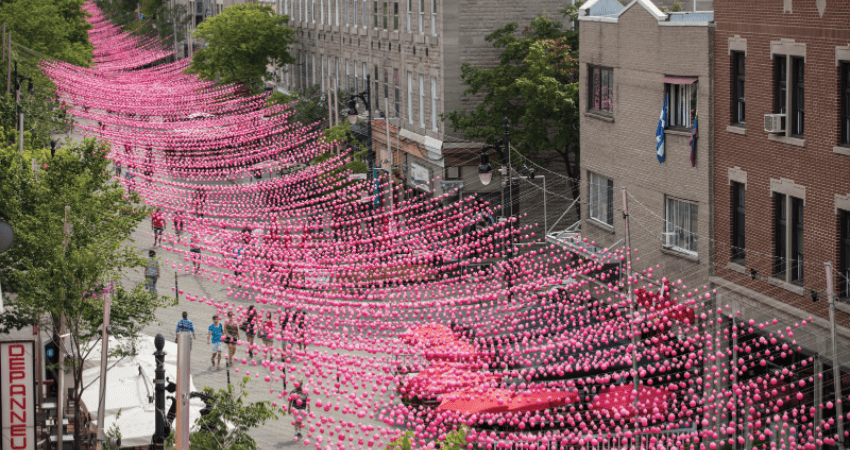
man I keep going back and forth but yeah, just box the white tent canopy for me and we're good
[81,335,206,448]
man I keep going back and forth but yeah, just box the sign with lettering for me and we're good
[1,342,34,450]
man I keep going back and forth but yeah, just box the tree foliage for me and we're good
[0,136,174,447]
[0,0,93,67]
[441,8,582,210]
[187,4,296,93]
[189,376,280,450]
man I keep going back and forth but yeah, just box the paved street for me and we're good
[60,120,396,449]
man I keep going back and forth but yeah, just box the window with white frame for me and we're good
[336,0,339,25]
[419,75,425,128]
[431,77,438,131]
[354,62,359,93]
[393,1,399,30]
[312,0,316,22]
[666,81,697,129]
[346,60,350,91]
[345,0,349,25]
[335,57,340,91]
[321,56,326,92]
[363,0,367,28]
[312,54,316,86]
[407,0,412,32]
[430,0,436,36]
[588,172,613,226]
[418,0,424,34]
[352,0,357,26]
[320,0,323,23]
[665,197,699,254]
[407,72,413,124]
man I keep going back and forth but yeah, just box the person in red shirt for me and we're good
[151,207,166,246]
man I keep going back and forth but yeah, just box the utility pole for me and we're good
[95,285,113,450]
[57,205,70,450]
[152,334,166,450]
[825,262,845,450]
[175,332,191,450]
[622,187,639,405]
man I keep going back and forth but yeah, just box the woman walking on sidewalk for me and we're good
[207,315,223,370]
[241,305,257,359]
[223,311,240,367]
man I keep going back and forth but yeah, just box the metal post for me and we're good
[175,332,191,450]
[826,262,845,450]
[365,74,373,181]
[622,187,639,403]
[6,35,10,95]
[95,288,112,450]
[542,176,547,239]
[175,272,179,302]
[503,118,512,303]
[19,112,23,155]
[152,334,166,450]
[57,205,69,450]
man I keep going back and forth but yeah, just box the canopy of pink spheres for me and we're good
[40,3,843,449]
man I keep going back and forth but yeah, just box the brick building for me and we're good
[275,0,568,200]
[710,0,850,366]
[577,0,714,290]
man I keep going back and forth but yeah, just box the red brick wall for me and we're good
[713,0,850,320]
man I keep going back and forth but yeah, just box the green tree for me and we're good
[189,376,280,450]
[442,10,583,212]
[187,4,296,93]
[0,0,93,67]
[0,136,174,448]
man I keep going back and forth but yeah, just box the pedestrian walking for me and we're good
[114,159,122,177]
[241,306,257,359]
[173,209,185,236]
[151,207,165,246]
[294,310,306,351]
[260,311,274,354]
[288,379,310,441]
[189,233,202,272]
[175,311,196,350]
[145,250,159,294]
[207,315,223,370]
[224,311,240,367]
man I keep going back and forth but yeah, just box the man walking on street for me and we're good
[145,250,160,294]
[207,315,223,370]
[288,379,310,441]
[175,311,196,350]
[151,207,166,246]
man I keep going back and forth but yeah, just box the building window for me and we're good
[321,56,326,92]
[373,0,378,27]
[419,74,425,128]
[431,77,438,131]
[430,0,436,36]
[588,66,613,114]
[775,55,787,114]
[773,193,804,284]
[843,63,850,145]
[345,0,349,25]
[841,210,850,297]
[732,51,745,125]
[336,0,340,25]
[353,0,357,26]
[354,61,359,93]
[312,54,316,86]
[791,57,804,136]
[383,68,389,110]
[320,0,324,24]
[667,82,697,129]
[588,172,614,226]
[665,198,698,255]
[407,0,412,32]
[418,0,424,34]
[335,57,340,92]
[383,1,388,29]
[346,60,350,91]
[394,69,400,117]
[407,72,413,124]
[363,0,367,28]
[312,0,316,22]
[731,182,745,264]
[374,66,380,112]
[393,1,399,30]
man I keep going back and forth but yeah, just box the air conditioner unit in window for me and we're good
[764,114,786,134]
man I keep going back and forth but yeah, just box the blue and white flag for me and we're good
[656,95,668,163]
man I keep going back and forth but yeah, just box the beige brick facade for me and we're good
[578,0,714,291]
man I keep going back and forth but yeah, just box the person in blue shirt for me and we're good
[207,315,223,370]
[175,311,196,350]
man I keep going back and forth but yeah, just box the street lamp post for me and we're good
[346,74,373,179]
[478,117,512,301]
[12,60,34,156]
